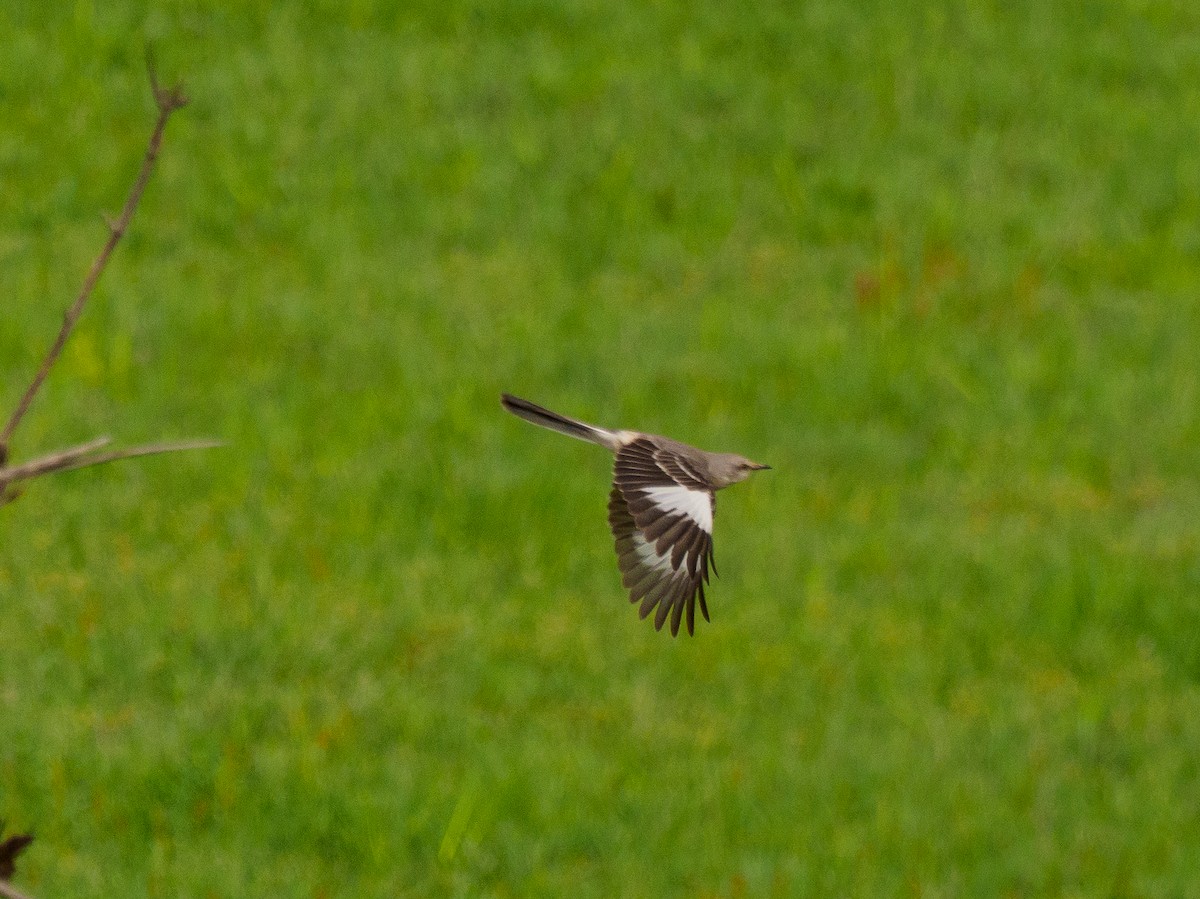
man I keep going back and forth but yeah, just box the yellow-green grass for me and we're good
[3,2,1200,895]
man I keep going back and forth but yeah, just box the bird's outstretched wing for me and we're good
[607,437,715,636]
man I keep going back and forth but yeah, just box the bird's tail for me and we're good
[501,394,622,451]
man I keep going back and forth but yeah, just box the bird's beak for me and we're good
[752,462,771,471]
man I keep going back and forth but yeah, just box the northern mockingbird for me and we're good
[501,393,769,636]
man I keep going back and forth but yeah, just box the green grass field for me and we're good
[3,2,1200,896]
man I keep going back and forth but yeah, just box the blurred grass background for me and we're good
[2,1,1200,896]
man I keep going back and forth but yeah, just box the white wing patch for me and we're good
[641,484,713,534]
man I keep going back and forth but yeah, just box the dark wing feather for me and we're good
[607,438,717,636]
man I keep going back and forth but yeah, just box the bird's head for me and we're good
[712,453,771,489]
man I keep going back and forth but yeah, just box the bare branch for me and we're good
[0,437,112,487]
[0,438,221,490]
[0,60,189,452]
[47,439,223,475]
[146,46,189,113]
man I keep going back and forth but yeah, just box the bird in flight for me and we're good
[501,393,769,636]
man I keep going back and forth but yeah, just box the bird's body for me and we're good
[501,393,768,636]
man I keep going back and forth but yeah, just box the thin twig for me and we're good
[0,437,112,487]
[0,438,221,489]
[0,61,189,452]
